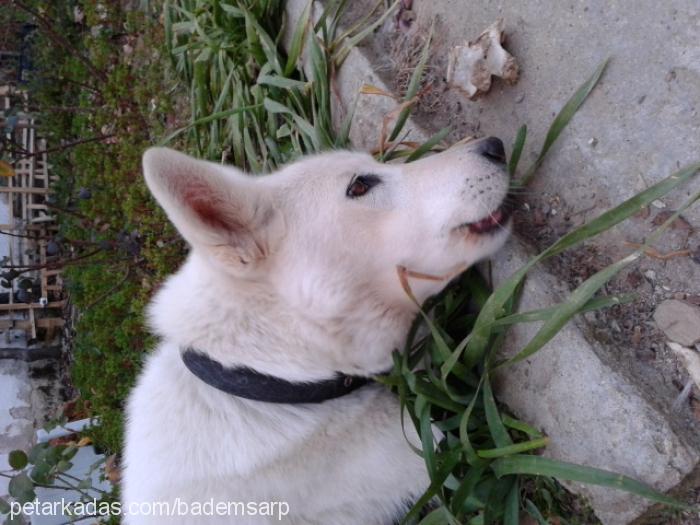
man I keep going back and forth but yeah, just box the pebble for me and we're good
[644,270,656,282]
[651,199,666,209]
[667,342,700,389]
[654,300,700,346]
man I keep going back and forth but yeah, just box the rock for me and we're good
[446,19,519,99]
[667,342,700,389]
[653,300,700,346]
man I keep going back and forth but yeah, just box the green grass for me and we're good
[1,1,698,524]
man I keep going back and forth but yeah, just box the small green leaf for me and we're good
[30,463,51,484]
[504,478,520,525]
[405,126,451,163]
[8,473,35,504]
[55,460,72,472]
[27,443,48,465]
[8,451,27,471]
[483,372,512,448]
[78,478,93,490]
[284,0,313,76]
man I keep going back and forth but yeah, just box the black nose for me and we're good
[477,137,506,164]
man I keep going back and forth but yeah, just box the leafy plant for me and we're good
[0,432,116,524]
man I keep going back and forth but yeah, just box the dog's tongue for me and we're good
[468,209,505,234]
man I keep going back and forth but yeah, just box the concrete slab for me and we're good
[283,1,700,522]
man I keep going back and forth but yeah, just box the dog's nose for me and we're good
[477,137,506,164]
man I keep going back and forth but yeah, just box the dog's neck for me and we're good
[148,252,416,382]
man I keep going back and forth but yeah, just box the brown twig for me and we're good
[1,248,102,271]
[12,134,115,160]
[624,242,691,260]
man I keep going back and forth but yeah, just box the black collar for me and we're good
[181,349,373,404]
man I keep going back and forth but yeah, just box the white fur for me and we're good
[122,142,511,524]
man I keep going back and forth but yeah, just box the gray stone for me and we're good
[654,299,700,346]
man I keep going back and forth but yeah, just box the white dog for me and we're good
[122,138,511,524]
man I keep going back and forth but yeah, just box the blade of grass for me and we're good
[520,59,609,185]
[501,416,544,439]
[504,478,520,525]
[387,21,433,144]
[493,293,635,327]
[257,74,309,90]
[402,448,463,524]
[333,0,400,66]
[335,92,359,148]
[158,104,263,145]
[477,437,549,459]
[284,0,313,76]
[406,126,451,162]
[482,372,512,448]
[492,455,695,510]
[508,124,527,177]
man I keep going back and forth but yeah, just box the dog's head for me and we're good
[144,139,511,317]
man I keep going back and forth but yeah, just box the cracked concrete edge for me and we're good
[282,1,699,523]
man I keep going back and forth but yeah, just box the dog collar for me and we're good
[181,349,373,404]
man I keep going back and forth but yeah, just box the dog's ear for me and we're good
[143,147,283,270]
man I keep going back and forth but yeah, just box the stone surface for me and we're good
[654,299,700,346]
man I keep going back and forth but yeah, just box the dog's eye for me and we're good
[346,174,381,198]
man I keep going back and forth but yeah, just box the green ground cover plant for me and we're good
[1,1,698,523]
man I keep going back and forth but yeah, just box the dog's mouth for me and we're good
[456,198,514,235]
